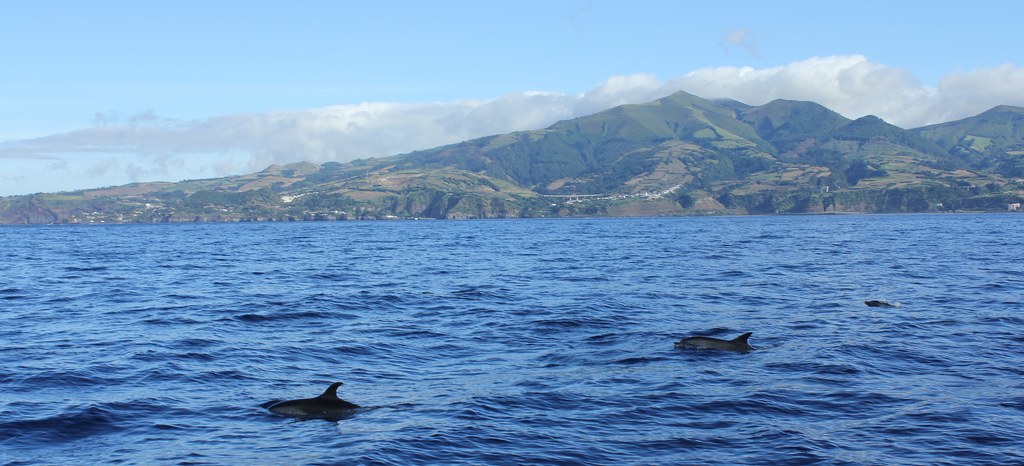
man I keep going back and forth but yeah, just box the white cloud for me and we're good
[666,56,1024,128]
[720,28,761,58]
[665,56,934,123]
[2,55,1023,195]
[931,64,1024,122]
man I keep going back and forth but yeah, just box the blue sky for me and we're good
[2,0,1024,195]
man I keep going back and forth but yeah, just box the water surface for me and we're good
[1,215,1022,464]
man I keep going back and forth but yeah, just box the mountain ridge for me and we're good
[2,91,1022,224]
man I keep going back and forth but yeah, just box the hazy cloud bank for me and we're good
[2,55,1023,195]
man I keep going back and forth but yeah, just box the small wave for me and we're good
[10,369,126,392]
[584,333,619,346]
[62,265,109,272]
[768,361,862,376]
[532,313,626,334]
[165,293,205,300]
[383,328,447,339]
[0,405,125,445]
[44,296,74,304]
[979,315,1024,325]
[532,318,584,329]
[175,352,216,362]
[536,351,584,368]
[613,356,665,365]
[175,338,220,349]
[232,310,337,323]
[451,286,514,301]
[142,316,204,326]
[333,344,380,356]
[413,304,458,317]
[999,398,1024,411]
[560,274,610,283]
[355,291,407,306]
[310,272,358,281]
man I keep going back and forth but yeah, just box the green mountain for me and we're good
[911,105,1024,177]
[2,92,1022,224]
[391,91,778,198]
[738,99,850,150]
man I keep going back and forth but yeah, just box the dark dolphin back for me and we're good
[733,332,753,343]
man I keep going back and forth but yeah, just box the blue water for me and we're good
[1,215,1022,465]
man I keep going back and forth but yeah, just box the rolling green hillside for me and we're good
[2,92,1022,224]
[396,91,776,195]
[912,105,1024,177]
[738,99,850,150]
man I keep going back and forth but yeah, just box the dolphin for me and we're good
[865,300,897,308]
[267,382,359,420]
[674,332,754,352]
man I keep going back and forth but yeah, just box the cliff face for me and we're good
[1,196,59,224]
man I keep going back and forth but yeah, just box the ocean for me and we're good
[1,214,1022,465]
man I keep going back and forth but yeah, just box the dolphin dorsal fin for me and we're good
[733,332,753,343]
[319,382,343,400]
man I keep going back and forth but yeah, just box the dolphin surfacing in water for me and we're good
[865,300,897,308]
[267,382,359,420]
[674,332,754,352]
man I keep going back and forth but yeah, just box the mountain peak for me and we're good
[852,114,886,123]
[656,90,718,109]
[981,105,1024,117]
[740,99,850,147]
